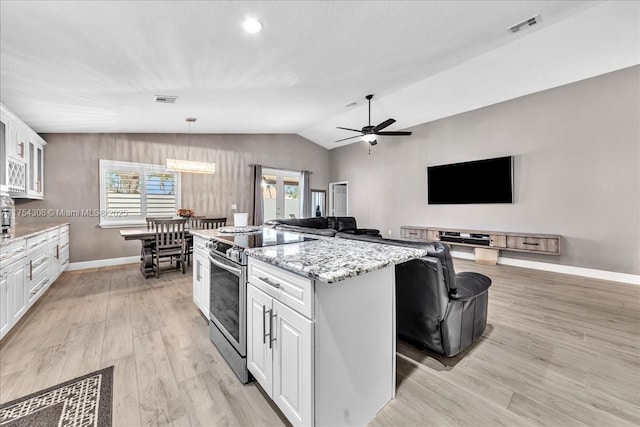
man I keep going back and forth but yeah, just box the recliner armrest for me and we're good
[452,272,492,300]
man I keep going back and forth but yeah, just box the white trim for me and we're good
[450,250,640,285]
[66,256,140,271]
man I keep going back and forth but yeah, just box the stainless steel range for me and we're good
[206,228,315,383]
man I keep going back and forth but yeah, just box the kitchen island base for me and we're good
[247,257,395,427]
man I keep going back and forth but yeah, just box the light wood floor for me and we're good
[1,260,638,426]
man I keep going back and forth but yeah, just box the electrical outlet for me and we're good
[388,230,392,235]
[231,204,237,210]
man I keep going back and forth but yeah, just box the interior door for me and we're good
[329,182,348,216]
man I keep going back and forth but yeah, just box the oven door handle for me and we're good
[208,254,242,276]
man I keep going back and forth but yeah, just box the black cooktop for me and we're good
[214,228,316,249]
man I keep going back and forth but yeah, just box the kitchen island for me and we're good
[244,237,426,427]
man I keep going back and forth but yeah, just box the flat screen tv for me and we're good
[427,156,513,204]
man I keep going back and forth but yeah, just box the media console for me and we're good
[400,226,560,265]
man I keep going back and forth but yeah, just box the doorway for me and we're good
[328,181,348,216]
[262,169,302,221]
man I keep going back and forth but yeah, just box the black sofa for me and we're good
[264,216,382,238]
[336,233,492,357]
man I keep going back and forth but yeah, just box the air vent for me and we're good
[508,15,541,33]
[155,95,178,104]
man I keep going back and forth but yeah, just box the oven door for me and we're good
[208,251,246,355]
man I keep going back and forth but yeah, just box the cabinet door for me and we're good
[9,261,27,323]
[272,299,313,426]
[202,261,210,318]
[247,283,273,396]
[0,273,9,339]
[192,252,205,310]
[27,140,44,198]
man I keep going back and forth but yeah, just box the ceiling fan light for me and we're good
[242,18,262,34]
[362,134,377,143]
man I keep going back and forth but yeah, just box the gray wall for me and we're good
[17,133,329,263]
[329,66,640,275]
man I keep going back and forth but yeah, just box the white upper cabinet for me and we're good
[0,103,46,199]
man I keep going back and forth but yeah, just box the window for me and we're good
[99,160,181,227]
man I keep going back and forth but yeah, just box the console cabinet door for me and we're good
[272,299,313,427]
[247,283,273,396]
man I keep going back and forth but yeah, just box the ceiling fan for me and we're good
[335,94,412,147]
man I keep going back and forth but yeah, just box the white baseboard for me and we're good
[451,250,640,285]
[66,256,140,272]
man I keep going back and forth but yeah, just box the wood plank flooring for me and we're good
[1,260,638,426]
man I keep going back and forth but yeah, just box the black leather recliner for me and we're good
[337,234,491,357]
[263,216,381,237]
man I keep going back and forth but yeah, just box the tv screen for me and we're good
[427,156,513,204]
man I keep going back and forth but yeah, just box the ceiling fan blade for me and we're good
[336,126,362,133]
[335,135,363,143]
[373,118,396,132]
[375,131,412,136]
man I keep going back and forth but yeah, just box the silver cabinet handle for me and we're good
[269,311,276,349]
[259,276,281,289]
[263,305,270,344]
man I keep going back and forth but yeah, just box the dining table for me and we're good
[119,226,194,278]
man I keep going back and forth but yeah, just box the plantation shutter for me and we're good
[99,160,181,227]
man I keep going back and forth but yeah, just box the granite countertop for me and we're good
[247,238,427,283]
[0,222,70,246]
[189,229,225,239]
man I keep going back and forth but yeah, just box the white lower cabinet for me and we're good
[247,257,397,427]
[0,224,69,341]
[192,236,210,318]
[0,258,27,340]
[247,283,313,427]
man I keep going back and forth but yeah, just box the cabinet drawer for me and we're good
[59,225,69,244]
[26,233,48,254]
[248,258,314,319]
[401,228,427,240]
[47,229,59,242]
[27,271,51,305]
[28,250,49,280]
[0,240,27,265]
[192,236,208,252]
[506,236,559,254]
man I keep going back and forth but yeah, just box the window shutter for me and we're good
[106,170,142,217]
[145,172,177,216]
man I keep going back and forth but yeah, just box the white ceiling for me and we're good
[1,1,638,149]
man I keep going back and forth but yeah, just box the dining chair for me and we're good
[151,218,187,278]
[146,216,173,229]
[189,216,206,230]
[201,217,227,229]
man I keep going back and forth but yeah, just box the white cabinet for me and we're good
[0,103,46,199]
[27,138,44,198]
[192,235,210,318]
[0,224,69,341]
[0,273,8,338]
[0,239,27,340]
[247,283,313,427]
[247,257,396,427]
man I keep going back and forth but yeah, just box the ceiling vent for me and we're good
[155,95,178,104]
[508,15,541,33]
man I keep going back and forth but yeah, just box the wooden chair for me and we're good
[146,216,172,229]
[151,218,187,278]
[189,216,206,230]
[201,217,227,229]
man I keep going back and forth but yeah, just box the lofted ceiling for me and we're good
[1,1,638,149]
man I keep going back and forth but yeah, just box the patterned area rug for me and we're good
[0,366,113,426]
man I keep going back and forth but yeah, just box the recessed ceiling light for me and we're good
[242,18,262,34]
